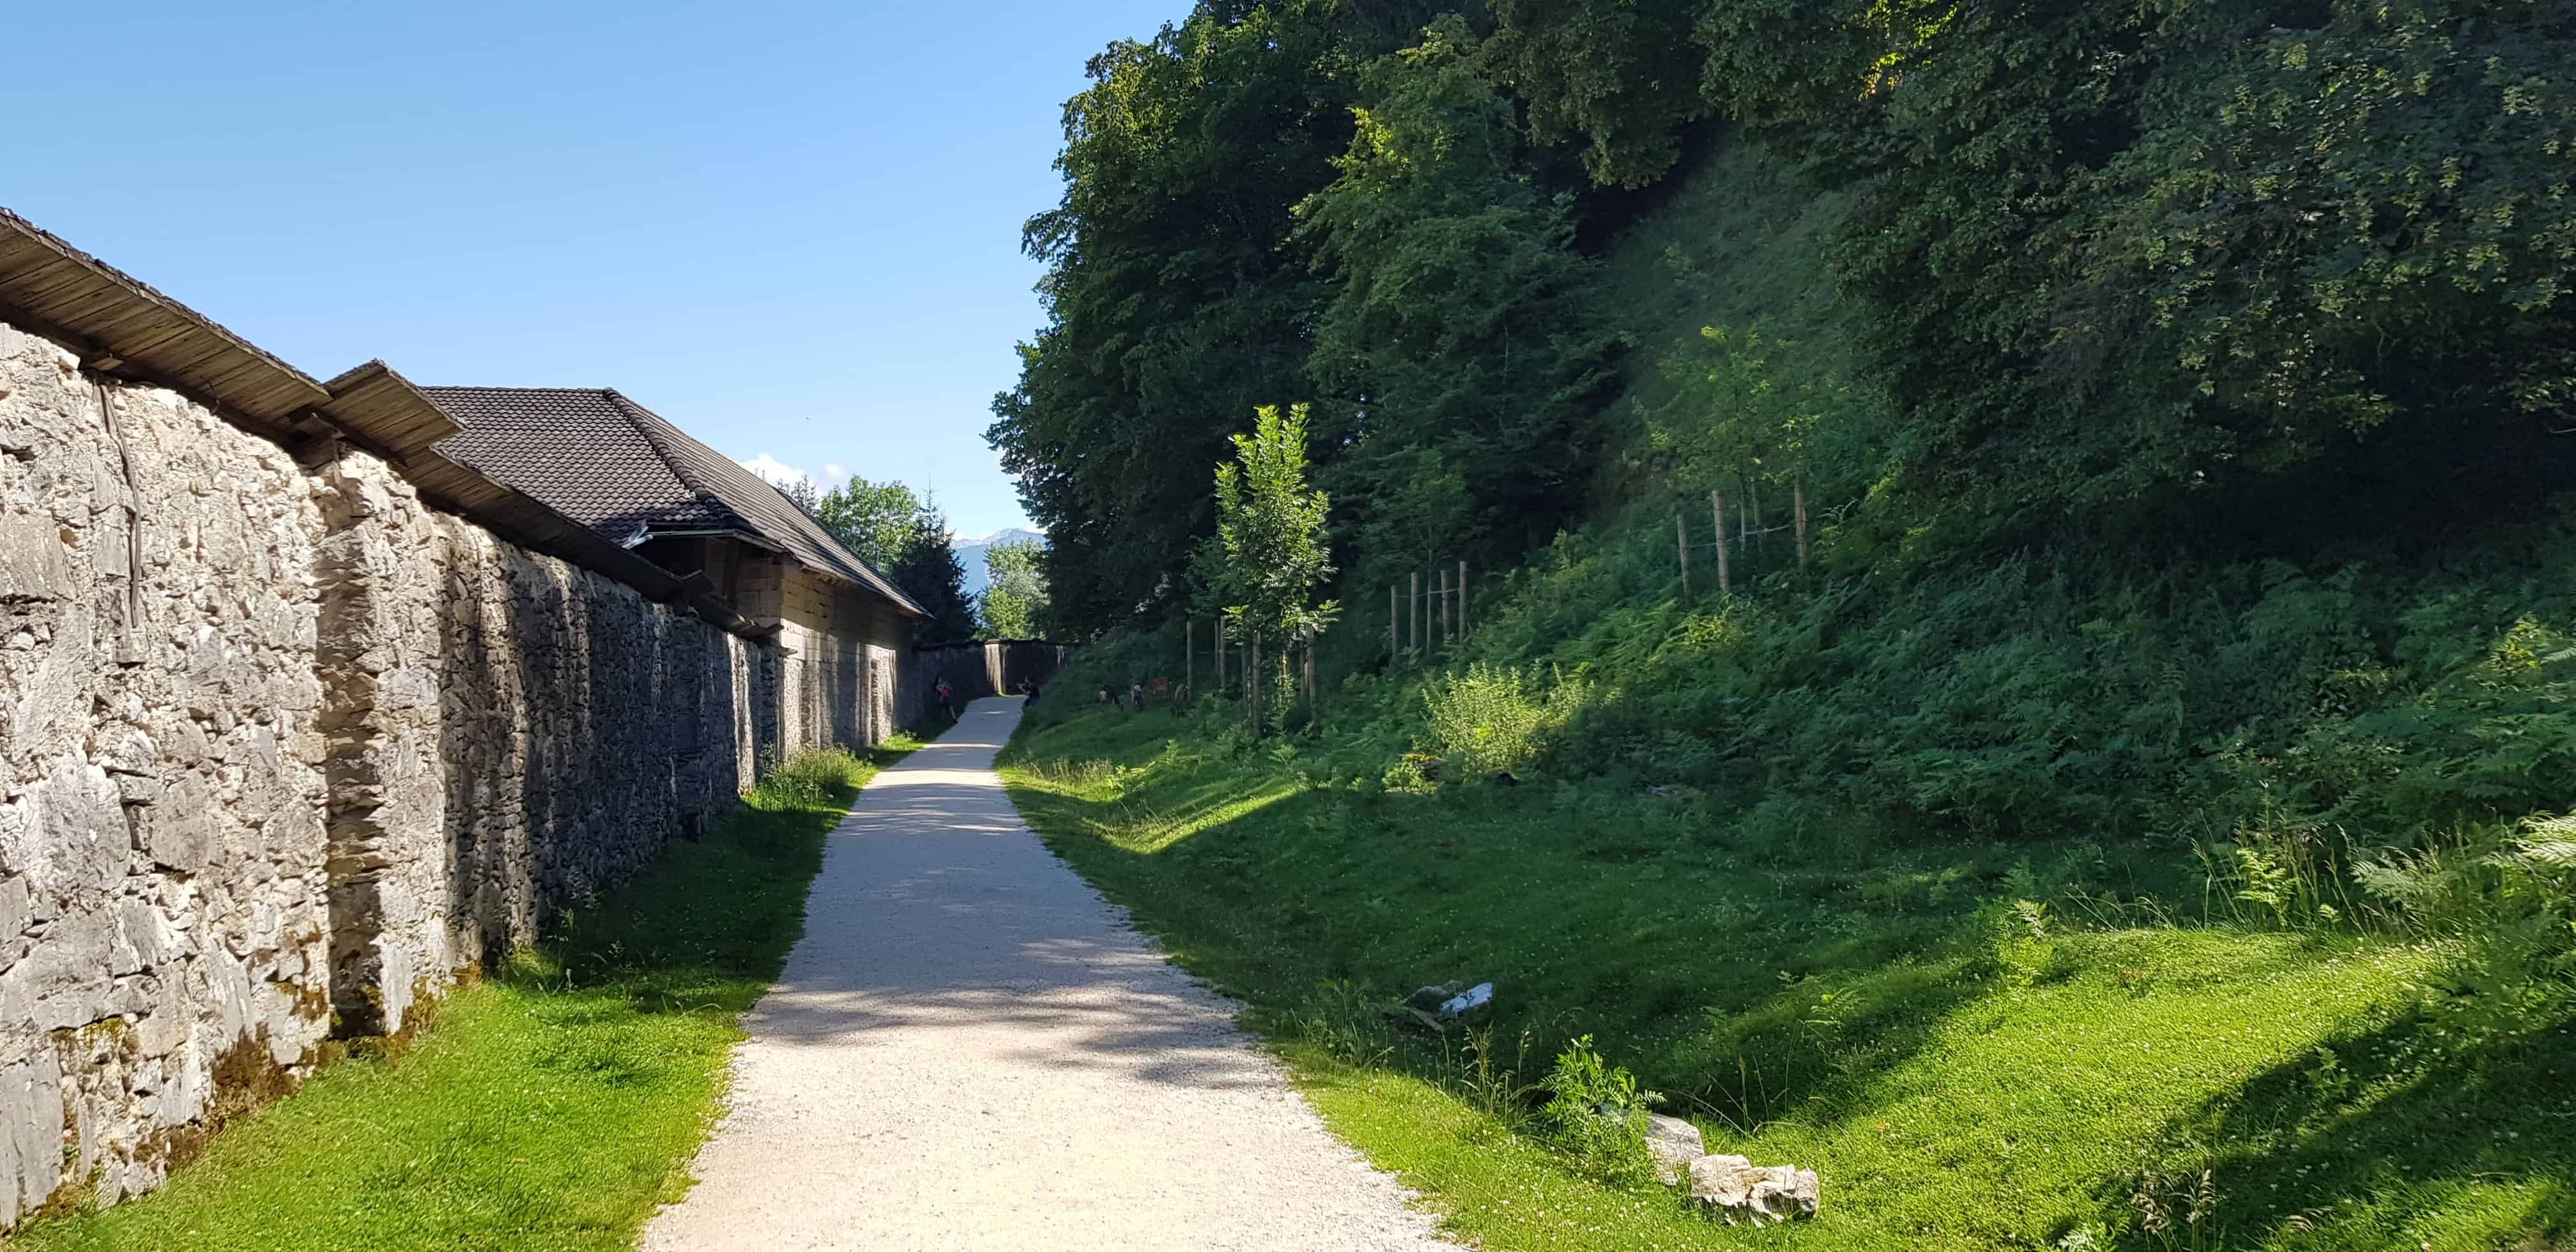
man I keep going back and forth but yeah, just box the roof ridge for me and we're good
[600,389,756,531]
[422,385,616,395]
[604,390,708,492]
[598,391,926,616]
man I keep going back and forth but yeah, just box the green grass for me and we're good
[8,739,919,1252]
[1002,706,2576,1252]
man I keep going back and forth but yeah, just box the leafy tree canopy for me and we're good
[809,478,977,641]
[996,0,2576,632]
[1202,402,1340,648]
[979,539,1052,639]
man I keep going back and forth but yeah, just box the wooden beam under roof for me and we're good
[0,206,330,427]
[0,206,774,643]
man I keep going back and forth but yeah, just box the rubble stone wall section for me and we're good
[312,453,779,1039]
[0,321,783,1226]
[0,326,333,1226]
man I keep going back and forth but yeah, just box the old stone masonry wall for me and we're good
[0,321,781,1226]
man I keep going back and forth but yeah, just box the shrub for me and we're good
[1537,1035,1656,1187]
[1423,662,1583,777]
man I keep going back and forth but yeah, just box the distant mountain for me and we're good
[951,528,1047,599]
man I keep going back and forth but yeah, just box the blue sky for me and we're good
[1,1,1183,540]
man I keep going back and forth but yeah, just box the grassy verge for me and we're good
[1002,706,2576,1252]
[10,738,919,1252]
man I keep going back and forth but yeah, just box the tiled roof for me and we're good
[424,386,924,616]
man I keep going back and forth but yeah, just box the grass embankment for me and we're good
[1003,707,2575,1252]
[10,739,919,1252]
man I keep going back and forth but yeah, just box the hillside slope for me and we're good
[1000,137,2576,1250]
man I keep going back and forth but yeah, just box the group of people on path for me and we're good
[931,676,1045,721]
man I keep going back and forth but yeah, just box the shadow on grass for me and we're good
[1002,705,2576,1251]
[505,736,924,1013]
[1002,714,2017,1126]
[2109,1002,2576,1250]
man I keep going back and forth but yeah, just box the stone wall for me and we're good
[0,319,795,1226]
[311,453,779,1037]
[0,325,332,1225]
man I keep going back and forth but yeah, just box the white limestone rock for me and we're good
[1646,1114,1705,1185]
[0,1053,65,1228]
[1687,1153,1820,1226]
[0,514,73,604]
[33,758,126,896]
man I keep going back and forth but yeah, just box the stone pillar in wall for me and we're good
[311,459,447,1038]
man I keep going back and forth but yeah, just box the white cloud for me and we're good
[739,454,811,491]
[739,455,855,494]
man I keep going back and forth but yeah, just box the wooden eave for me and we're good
[0,208,330,427]
[0,206,767,641]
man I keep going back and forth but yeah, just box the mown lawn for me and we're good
[9,739,919,1252]
[1002,706,2576,1252]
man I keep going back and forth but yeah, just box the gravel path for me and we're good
[641,697,1454,1251]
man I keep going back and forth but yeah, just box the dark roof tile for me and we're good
[423,386,923,616]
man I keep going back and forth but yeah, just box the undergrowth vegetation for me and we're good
[986,4,2576,1246]
[1008,680,2575,1249]
[12,743,912,1252]
[1006,503,2576,1249]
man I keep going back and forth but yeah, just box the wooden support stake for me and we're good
[1302,629,1317,714]
[1457,560,1468,640]
[1249,634,1262,729]
[1434,567,1448,652]
[1738,473,1752,555]
[1388,584,1398,661]
[1411,570,1422,659]
[1215,617,1226,692]
[1676,512,1692,603]
[1794,468,1809,567]
[1712,489,1731,595]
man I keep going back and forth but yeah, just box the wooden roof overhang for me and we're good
[0,207,329,429]
[0,207,767,641]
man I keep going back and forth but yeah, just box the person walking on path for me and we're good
[641,697,1452,1251]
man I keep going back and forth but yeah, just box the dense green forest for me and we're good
[990,3,2576,1248]
[993,0,2573,629]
